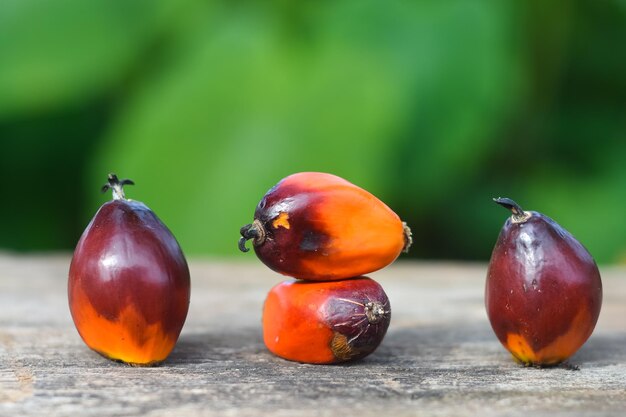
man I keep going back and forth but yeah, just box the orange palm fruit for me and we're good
[486,197,602,366]
[263,277,391,364]
[68,174,190,366]
[239,172,412,280]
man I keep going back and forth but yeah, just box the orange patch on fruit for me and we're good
[506,333,540,364]
[70,288,176,365]
[272,212,290,230]
[298,185,405,279]
[505,308,594,366]
[262,281,335,364]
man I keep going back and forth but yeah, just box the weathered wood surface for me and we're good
[1,253,625,417]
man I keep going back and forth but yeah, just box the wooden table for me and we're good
[1,254,625,416]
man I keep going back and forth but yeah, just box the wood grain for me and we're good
[1,254,625,416]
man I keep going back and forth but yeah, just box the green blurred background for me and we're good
[1,0,625,263]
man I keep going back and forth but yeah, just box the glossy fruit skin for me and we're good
[241,172,410,281]
[486,208,602,366]
[263,277,391,364]
[68,198,190,366]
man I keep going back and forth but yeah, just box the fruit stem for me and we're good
[238,219,266,252]
[493,197,532,223]
[102,173,134,200]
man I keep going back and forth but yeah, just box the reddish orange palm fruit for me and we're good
[263,277,391,364]
[239,172,412,281]
[68,174,190,366]
[486,197,602,366]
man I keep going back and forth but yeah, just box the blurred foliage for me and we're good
[0,0,625,263]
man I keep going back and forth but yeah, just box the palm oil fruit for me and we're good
[68,174,190,366]
[486,197,602,367]
[239,172,412,281]
[263,277,390,364]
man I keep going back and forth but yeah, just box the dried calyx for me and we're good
[364,302,387,324]
[402,222,413,253]
[102,173,135,200]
